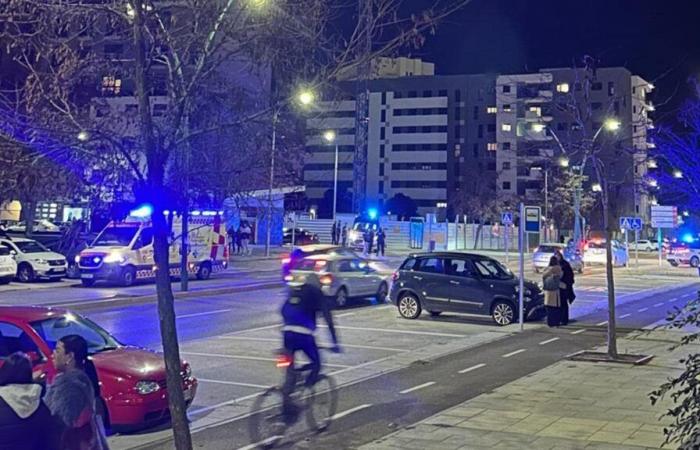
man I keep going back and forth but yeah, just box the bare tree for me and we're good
[0,1,471,448]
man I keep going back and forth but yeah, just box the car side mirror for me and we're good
[9,250,16,256]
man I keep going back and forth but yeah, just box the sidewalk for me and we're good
[361,327,684,450]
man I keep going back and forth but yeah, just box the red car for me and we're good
[0,306,197,429]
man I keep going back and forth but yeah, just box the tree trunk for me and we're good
[22,200,35,237]
[131,3,192,448]
[601,181,618,359]
[473,220,482,250]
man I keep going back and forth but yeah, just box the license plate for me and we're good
[183,388,194,402]
[81,273,94,279]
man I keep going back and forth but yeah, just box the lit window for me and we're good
[487,143,497,151]
[502,104,512,113]
[486,106,497,114]
[101,76,122,95]
[529,106,541,116]
[501,123,512,132]
[556,83,570,93]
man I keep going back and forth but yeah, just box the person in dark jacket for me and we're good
[376,227,386,256]
[0,352,53,450]
[556,251,576,325]
[45,335,108,450]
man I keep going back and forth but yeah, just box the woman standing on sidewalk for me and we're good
[542,256,563,327]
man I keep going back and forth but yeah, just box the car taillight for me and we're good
[314,260,328,271]
[281,257,291,265]
[284,274,294,282]
[276,353,293,368]
[392,271,399,282]
[319,274,334,285]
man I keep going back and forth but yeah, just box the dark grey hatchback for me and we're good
[389,252,544,325]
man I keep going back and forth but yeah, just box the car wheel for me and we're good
[17,264,35,283]
[491,300,515,326]
[397,293,421,319]
[335,287,348,307]
[121,266,136,287]
[376,282,388,302]
[428,310,442,317]
[196,263,212,280]
[691,257,700,268]
[81,279,96,287]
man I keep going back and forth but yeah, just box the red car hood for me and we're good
[91,347,168,380]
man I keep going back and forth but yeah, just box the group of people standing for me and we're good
[541,251,576,327]
[227,221,253,256]
[330,221,348,247]
[362,227,386,257]
[0,335,108,450]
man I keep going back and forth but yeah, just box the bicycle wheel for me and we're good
[248,387,286,449]
[305,374,338,432]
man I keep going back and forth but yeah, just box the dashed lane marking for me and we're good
[337,312,356,318]
[238,436,283,450]
[400,381,436,394]
[218,335,407,353]
[177,308,234,319]
[638,307,649,312]
[596,321,608,326]
[620,313,632,319]
[180,351,350,368]
[319,324,466,338]
[539,337,560,345]
[197,378,269,389]
[571,329,587,335]
[502,349,527,358]
[331,404,373,420]
[458,363,486,374]
[653,303,664,307]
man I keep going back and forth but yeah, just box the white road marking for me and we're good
[319,324,465,338]
[653,302,664,307]
[458,363,486,374]
[638,307,649,312]
[180,351,350,368]
[539,337,560,345]
[502,349,526,358]
[330,403,373,420]
[682,293,694,298]
[238,436,283,450]
[400,381,436,394]
[197,378,269,389]
[670,297,679,302]
[218,335,407,353]
[571,329,587,335]
[224,323,281,336]
[596,321,608,326]
[336,312,356,318]
[177,308,233,319]
[190,391,263,416]
[619,313,632,319]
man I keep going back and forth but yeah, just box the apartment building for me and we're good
[495,67,654,222]
[303,74,498,215]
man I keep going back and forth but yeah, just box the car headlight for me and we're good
[103,253,125,264]
[74,255,81,263]
[33,259,47,264]
[135,380,161,395]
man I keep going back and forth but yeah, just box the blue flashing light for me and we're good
[191,210,202,216]
[367,208,378,220]
[130,204,153,218]
[682,233,695,244]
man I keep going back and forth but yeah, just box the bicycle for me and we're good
[248,347,338,449]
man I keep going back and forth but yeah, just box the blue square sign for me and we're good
[525,206,541,233]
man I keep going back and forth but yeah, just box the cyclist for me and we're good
[280,272,341,419]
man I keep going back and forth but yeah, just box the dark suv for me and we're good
[389,252,544,325]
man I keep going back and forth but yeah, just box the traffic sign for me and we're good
[524,206,541,233]
[620,216,644,231]
[651,206,678,228]
[630,217,642,230]
[502,212,513,225]
[619,217,632,230]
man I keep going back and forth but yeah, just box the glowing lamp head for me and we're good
[367,208,378,220]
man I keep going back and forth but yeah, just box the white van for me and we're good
[77,211,228,287]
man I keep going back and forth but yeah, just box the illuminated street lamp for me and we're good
[604,118,621,131]
[591,183,602,192]
[683,210,690,217]
[558,156,569,168]
[297,89,315,107]
[77,131,89,142]
[673,169,683,179]
[323,130,339,220]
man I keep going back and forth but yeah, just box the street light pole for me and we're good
[332,142,339,220]
[265,110,278,257]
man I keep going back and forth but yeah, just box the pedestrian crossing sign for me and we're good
[502,212,513,225]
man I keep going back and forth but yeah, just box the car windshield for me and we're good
[92,226,139,246]
[14,241,48,253]
[293,258,326,272]
[473,258,514,280]
[537,245,562,253]
[30,313,121,354]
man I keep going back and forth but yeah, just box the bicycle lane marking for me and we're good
[330,403,373,420]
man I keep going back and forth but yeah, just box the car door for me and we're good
[443,258,485,313]
[412,257,450,310]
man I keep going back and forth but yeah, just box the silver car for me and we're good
[532,243,584,274]
[286,254,389,307]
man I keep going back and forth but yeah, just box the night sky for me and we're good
[416,0,700,120]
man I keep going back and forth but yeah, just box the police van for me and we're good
[77,208,228,287]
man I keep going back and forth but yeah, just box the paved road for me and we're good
[138,281,699,450]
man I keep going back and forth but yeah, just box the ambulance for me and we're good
[77,206,228,287]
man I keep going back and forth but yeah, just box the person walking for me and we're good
[235,226,242,255]
[45,334,108,450]
[362,228,370,256]
[341,224,348,247]
[0,352,53,450]
[226,225,235,255]
[239,221,252,255]
[376,227,386,257]
[367,228,375,256]
[330,221,338,245]
[542,256,563,327]
[556,251,576,325]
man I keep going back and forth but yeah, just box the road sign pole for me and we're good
[658,228,662,267]
[634,229,639,267]
[624,229,629,269]
[518,203,525,332]
[505,225,509,265]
